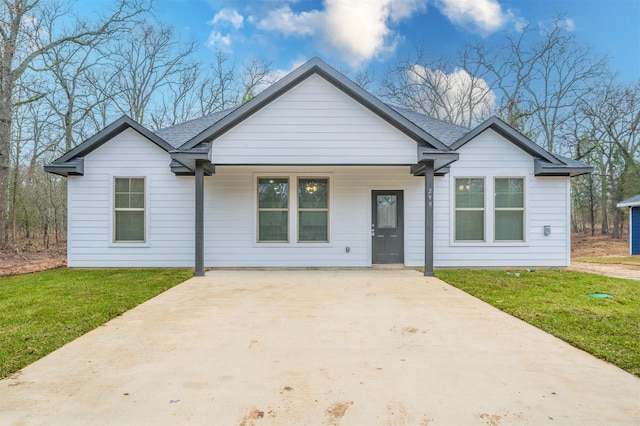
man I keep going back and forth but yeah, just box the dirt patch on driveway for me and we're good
[1,270,638,425]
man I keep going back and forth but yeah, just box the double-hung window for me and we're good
[257,176,330,243]
[298,178,329,242]
[455,178,485,241]
[114,177,145,242]
[495,178,524,241]
[257,178,289,242]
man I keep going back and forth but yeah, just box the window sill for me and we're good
[450,241,528,247]
[109,242,150,248]
[254,242,333,248]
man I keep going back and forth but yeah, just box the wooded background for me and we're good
[1,0,638,249]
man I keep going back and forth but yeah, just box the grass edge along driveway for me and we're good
[436,269,640,377]
[0,268,192,379]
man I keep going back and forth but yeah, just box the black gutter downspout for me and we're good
[194,160,205,276]
[424,160,435,277]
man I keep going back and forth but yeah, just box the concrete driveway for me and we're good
[1,270,639,425]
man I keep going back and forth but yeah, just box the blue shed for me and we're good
[618,194,640,255]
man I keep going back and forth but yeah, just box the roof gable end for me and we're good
[451,116,561,164]
[52,115,172,164]
[450,116,592,177]
[180,57,450,152]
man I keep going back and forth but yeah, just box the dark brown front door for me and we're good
[372,190,404,264]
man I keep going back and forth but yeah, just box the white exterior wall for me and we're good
[211,74,418,165]
[204,166,424,267]
[66,84,572,268]
[67,128,195,267]
[432,129,570,267]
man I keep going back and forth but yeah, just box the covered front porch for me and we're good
[173,149,458,277]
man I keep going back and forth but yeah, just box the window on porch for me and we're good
[257,178,289,242]
[298,178,329,242]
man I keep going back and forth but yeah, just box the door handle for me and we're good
[371,224,375,236]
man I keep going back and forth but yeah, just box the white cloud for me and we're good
[389,0,428,22]
[561,17,575,32]
[210,8,244,29]
[514,16,529,33]
[258,0,426,67]
[408,65,495,126]
[258,5,320,36]
[207,31,232,50]
[434,0,515,35]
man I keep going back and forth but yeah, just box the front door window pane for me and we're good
[377,195,397,228]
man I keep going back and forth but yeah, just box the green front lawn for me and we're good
[0,268,192,379]
[436,269,640,377]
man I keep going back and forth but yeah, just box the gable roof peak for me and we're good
[451,115,561,165]
[44,114,173,176]
[179,56,452,152]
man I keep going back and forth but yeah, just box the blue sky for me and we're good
[148,0,640,84]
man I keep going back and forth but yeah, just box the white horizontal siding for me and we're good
[211,74,418,165]
[204,166,423,267]
[67,115,571,268]
[432,129,570,267]
[67,128,195,267]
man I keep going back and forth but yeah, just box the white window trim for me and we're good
[449,175,529,247]
[253,173,333,248]
[110,176,150,247]
[493,176,526,243]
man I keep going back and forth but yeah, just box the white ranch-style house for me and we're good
[46,58,592,276]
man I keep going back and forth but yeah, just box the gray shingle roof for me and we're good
[154,108,238,149]
[388,106,471,146]
[152,104,471,149]
[551,154,591,169]
[151,103,591,177]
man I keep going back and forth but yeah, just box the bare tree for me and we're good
[199,51,238,114]
[150,51,238,129]
[380,48,495,127]
[571,80,640,237]
[42,41,110,151]
[352,68,376,90]
[0,0,148,245]
[108,22,197,126]
[240,58,274,104]
[467,16,609,152]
